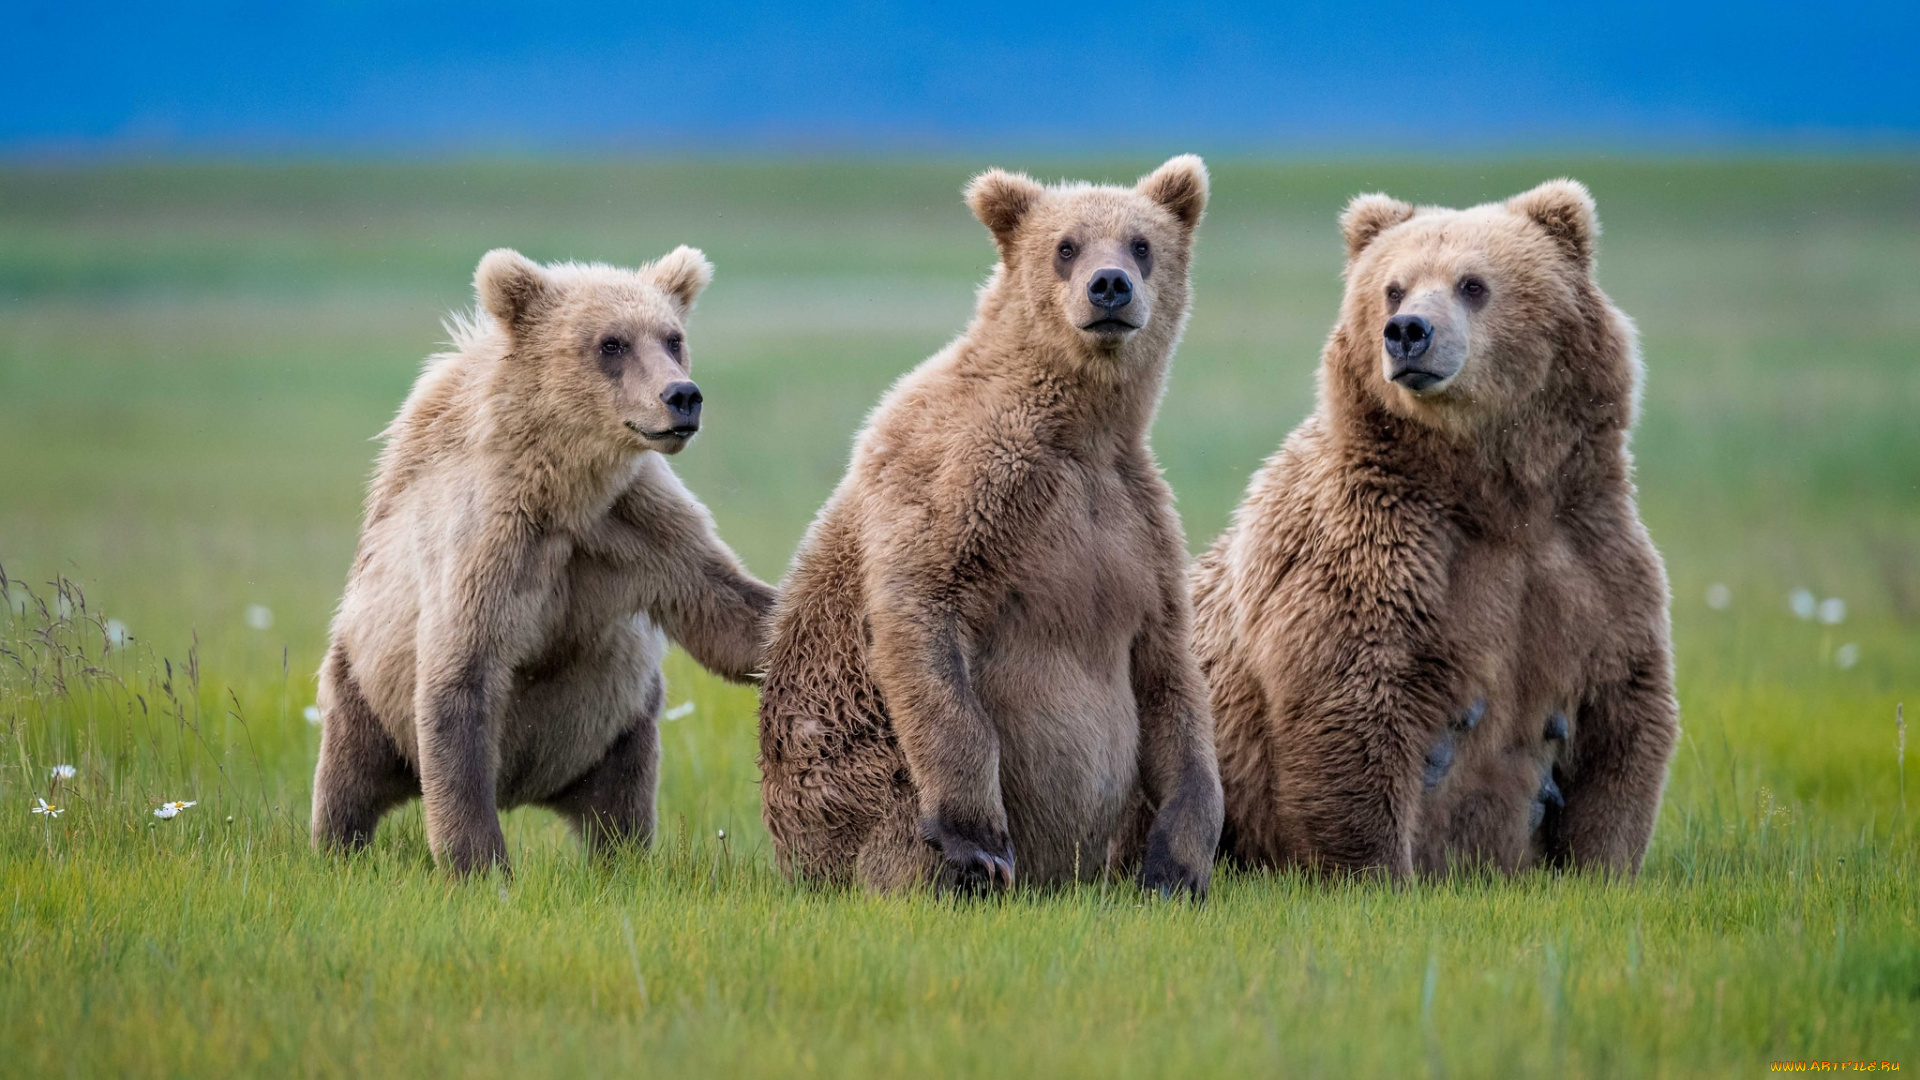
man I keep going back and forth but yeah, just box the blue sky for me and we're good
[5,1,1914,154]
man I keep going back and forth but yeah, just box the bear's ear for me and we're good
[476,248,551,330]
[1340,193,1416,261]
[1136,154,1209,232]
[1508,178,1598,265]
[646,245,714,314]
[966,168,1045,251]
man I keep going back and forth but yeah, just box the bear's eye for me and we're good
[1385,285,1405,308]
[599,338,627,356]
[664,333,684,358]
[1131,239,1150,259]
[1057,241,1077,261]
[1458,277,1489,303]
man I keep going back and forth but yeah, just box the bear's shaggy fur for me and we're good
[758,157,1224,896]
[311,247,776,874]
[1192,180,1677,878]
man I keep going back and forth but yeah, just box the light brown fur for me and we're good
[311,247,776,874]
[1193,180,1678,879]
[758,158,1224,896]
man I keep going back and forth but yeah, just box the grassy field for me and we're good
[2,157,1916,1077]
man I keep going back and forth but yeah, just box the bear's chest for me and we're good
[989,462,1160,643]
[1438,519,1614,727]
[509,530,648,663]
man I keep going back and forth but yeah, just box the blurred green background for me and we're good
[3,157,1915,739]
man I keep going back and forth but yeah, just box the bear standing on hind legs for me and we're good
[758,157,1224,897]
[311,246,776,874]
[1192,179,1678,879]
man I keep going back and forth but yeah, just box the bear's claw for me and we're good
[922,816,1017,896]
[1422,730,1456,790]
[1458,698,1487,731]
[1138,844,1209,901]
[1528,769,1566,831]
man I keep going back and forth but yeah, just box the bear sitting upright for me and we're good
[311,246,776,874]
[1192,180,1678,878]
[758,157,1225,896]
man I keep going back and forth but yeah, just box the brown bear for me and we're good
[1191,180,1678,879]
[310,247,777,874]
[757,157,1225,897]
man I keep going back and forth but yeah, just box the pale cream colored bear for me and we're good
[312,247,775,874]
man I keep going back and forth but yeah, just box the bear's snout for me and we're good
[1087,268,1134,314]
[1384,314,1432,363]
[660,380,703,431]
[1383,314,1457,392]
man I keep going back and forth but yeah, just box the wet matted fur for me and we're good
[1192,180,1678,879]
[311,247,775,874]
[758,157,1224,896]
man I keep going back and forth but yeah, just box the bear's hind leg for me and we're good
[311,648,419,852]
[546,719,661,856]
[1542,655,1678,875]
[855,788,941,893]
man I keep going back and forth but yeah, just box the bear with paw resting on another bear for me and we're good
[1192,179,1678,879]
[758,157,1225,897]
[311,247,776,875]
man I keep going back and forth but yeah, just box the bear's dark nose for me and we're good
[1383,314,1432,362]
[660,380,703,427]
[1087,268,1133,312]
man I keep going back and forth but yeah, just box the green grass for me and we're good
[2,157,1917,1077]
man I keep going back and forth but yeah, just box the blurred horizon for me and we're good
[6,1,1917,158]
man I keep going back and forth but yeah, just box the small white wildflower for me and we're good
[1818,597,1846,625]
[50,764,77,781]
[1789,589,1816,620]
[717,828,727,840]
[153,800,197,820]
[303,705,323,725]
[663,702,695,721]
[244,604,274,631]
[32,798,63,818]
[1704,584,1731,610]
[105,618,130,648]
[1834,643,1860,670]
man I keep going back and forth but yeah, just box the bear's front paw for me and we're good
[1528,767,1566,832]
[436,824,510,878]
[1422,729,1456,790]
[920,816,1015,895]
[1139,830,1212,901]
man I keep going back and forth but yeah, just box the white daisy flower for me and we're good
[303,705,323,725]
[1789,589,1816,620]
[1817,597,1846,625]
[105,619,130,648]
[50,764,77,781]
[244,604,274,631]
[32,798,63,817]
[1704,583,1731,610]
[154,800,198,820]
[663,702,695,721]
[1834,644,1860,670]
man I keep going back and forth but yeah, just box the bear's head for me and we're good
[474,245,714,455]
[964,155,1209,364]
[1335,179,1637,431]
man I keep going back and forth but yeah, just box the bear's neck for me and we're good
[1323,340,1626,520]
[475,380,636,530]
[963,302,1174,455]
